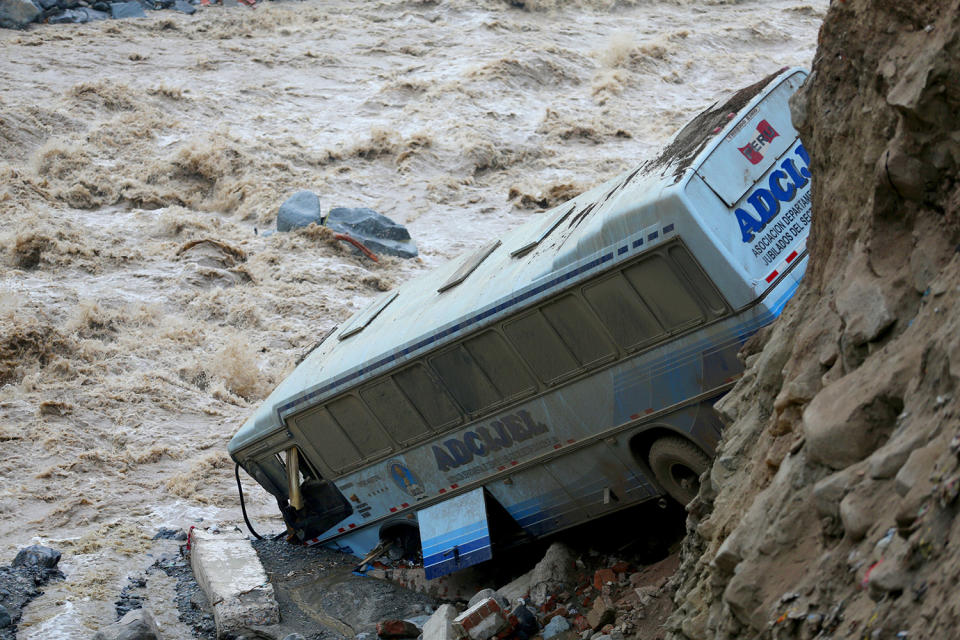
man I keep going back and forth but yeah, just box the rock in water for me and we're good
[12,544,61,570]
[110,0,145,17]
[171,0,193,13]
[92,608,161,640]
[326,207,418,258]
[277,190,323,232]
[47,7,107,22]
[0,0,41,29]
[0,604,11,629]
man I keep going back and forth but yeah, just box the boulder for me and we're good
[91,608,161,640]
[495,570,532,606]
[12,545,61,570]
[542,615,570,640]
[47,7,108,22]
[326,207,418,258]
[585,594,615,630]
[526,542,576,607]
[171,0,193,13]
[802,372,902,469]
[422,604,458,640]
[838,489,876,541]
[110,0,145,17]
[895,441,941,496]
[277,191,323,232]
[0,0,40,29]
[0,604,10,629]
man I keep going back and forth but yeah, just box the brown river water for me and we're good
[0,0,824,636]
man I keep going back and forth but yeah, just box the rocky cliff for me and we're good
[667,0,960,638]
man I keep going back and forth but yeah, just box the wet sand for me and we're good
[0,1,825,636]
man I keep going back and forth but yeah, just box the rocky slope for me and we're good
[666,0,960,638]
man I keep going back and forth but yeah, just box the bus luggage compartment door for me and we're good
[418,487,493,579]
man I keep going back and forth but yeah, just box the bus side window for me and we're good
[582,273,666,350]
[623,254,703,330]
[291,405,361,473]
[503,311,580,384]
[667,244,728,317]
[462,331,536,401]
[429,345,502,415]
[539,294,616,367]
[393,363,462,430]
[359,379,432,445]
[326,394,393,460]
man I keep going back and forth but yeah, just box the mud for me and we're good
[0,0,825,637]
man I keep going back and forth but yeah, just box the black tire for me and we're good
[648,436,711,505]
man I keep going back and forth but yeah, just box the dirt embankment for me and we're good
[665,1,960,639]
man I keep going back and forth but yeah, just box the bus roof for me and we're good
[229,68,797,455]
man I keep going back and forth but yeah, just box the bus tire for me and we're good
[648,436,710,505]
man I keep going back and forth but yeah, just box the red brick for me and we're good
[593,568,616,590]
[542,607,568,624]
[573,615,590,632]
[377,620,420,638]
[610,561,630,574]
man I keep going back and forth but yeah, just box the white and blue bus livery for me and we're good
[228,68,812,579]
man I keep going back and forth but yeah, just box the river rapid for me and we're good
[0,1,824,637]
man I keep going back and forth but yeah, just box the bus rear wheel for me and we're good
[648,436,710,505]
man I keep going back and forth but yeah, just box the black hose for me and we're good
[235,463,264,540]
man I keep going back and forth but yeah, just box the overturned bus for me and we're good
[228,67,812,579]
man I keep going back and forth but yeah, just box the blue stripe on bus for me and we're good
[420,521,489,557]
[424,544,493,579]
[422,535,491,567]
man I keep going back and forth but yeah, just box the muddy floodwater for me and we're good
[0,1,825,637]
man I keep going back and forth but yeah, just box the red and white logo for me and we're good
[738,120,779,165]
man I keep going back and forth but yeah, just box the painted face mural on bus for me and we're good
[389,462,425,497]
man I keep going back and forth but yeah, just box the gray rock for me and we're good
[542,616,570,640]
[812,469,855,520]
[92,608,161,640]
[13,545,61,570]
[110,0,145,17]
[802,374,901,470]
[0,0,40,29]
[326,207,418,259]
[495,570,532,606]
[0,604,10,629]
[171,0,193,12]
[839,490,875,541]
[422,604,458,640]
[282,635,306,640]
[277,191,323,232]
[895,442,941,496]
[526,542,576,607]
[47,7,107,22]
[467,589,497,610]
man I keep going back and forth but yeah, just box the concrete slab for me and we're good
[190,528,280,638]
